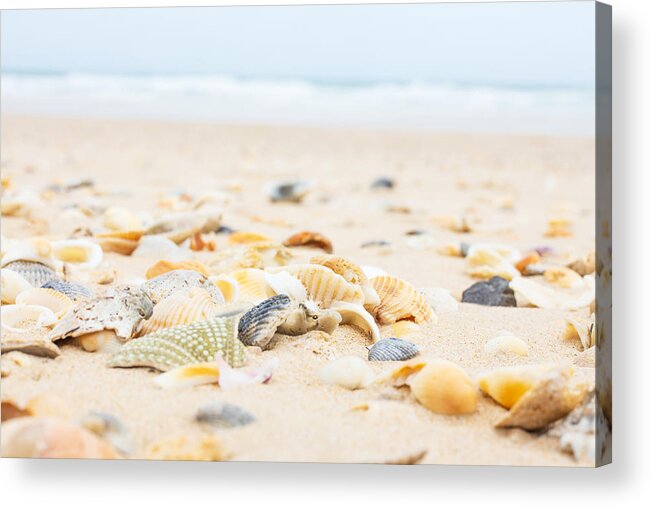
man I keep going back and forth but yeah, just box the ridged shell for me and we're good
[267,264,364,307]
[3,260,58,287]
[237,294,293,349]
[1,304,58,333]
[15,288,74,317]
[368,338,420,361]
[142,270,224,305]
[231,268,276,303]
[1,268,33,303]
[311,254,380,307]
[139,288,222,335]
[51,239,103,269]
[208,274,239,302]
[195,402,256,428]
[145,259,210,279]
[108,314,247,371]
[371,275,433,325]
[41,279,93,301]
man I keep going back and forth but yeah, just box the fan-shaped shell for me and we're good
[2,260,58,287]
[15,288,74,317]
[145,259,210,279]
[208,274,239,302]
[1,304,58,333]
[231,268,276,303]
[139,288,222,335]
[311,255,380,307]
[368,338,419,361]
[371,275,433,325]
[267,264,364,307]
[51,239,103,269]
[1,268,33,303]
[41,279,93,301]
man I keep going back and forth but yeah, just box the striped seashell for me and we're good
[145,259,210,280]
[266,264,364,307]
[41,279,93,301]
[368,338,420,361]
[51,239,103,269]
[139,288,222,335]
[15,288,74,317]
[209,274,239,302]
[237,294,294,349]
[2,260,58,288]
[371,275,433,325]
[195,402,256,428]
[1,239,56,269]
[142,270,224,305]
[231,268,276,303]
[311,255,380,307]
[1,268,33,303]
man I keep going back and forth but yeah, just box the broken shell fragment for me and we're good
[371,275,433,324]
[484,331,529,357]
[330,301,380,343]
[318,356,375,390]
[15,288,74,317]
[368,338,419,361]
[509,275,595,310]
[283,231,333,253]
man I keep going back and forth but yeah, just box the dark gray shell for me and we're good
[267,180,312,203]
[368,338,420,361]
[237,294,293,349]
[370,177,395,189]
[41,279,93,301]
[461,276,516,307]
[4,260,58,287]
[195,402,256,428]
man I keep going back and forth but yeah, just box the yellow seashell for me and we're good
[103,206,143,231]
[51,239,103,269]
[484,330,529,357]
[388,320,424,340]
[267,264,364,307]
[209,274,239,302]
[230,268,276,303]
[543,266,583,289]
[145,259,210,280]
[15,288,74,317]
[1,268,33,304]
[371,275,432,325]
[96,229,145,241]
[478,364,552,409]
[407,359,477,415]
[465,243,521,281]
[228,231,273,245]
[139,288,222,336]
[545,218,573,238]
[310,254,380,307]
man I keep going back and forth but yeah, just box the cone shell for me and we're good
[371,275,433,325]
[1,268,33,303]
[283,231,333,253]
[267,264,364,307]
[311,254,380,307]
[51,239,103,269]
[140,288,222,335]
[407,359,477,415]
[231,268,276,303]
[145,259,210,279]
[15,288,74,317]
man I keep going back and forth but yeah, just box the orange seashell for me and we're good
[95,237,139,256]
[145,259,211,280]
[283,231,333,253]
[515,252,541,274]
[96,229,145,241]
[228,231,273,245]
[371,275,433,325]
[408,359,477,415]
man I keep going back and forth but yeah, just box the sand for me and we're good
[1,114,596,466]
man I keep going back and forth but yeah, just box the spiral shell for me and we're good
[368,338,419,361]
[371,275,433,325]
[1,268,33,303]
[15,288,74,317]
[139,288,222,335]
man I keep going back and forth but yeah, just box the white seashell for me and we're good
[465,243,521,281]
[484,330,529,356]
[329,301,380,342]
[418,287,459,314]
[132,236,191,260]
[103,206,143,231]
[1,305,57,333]
[15,288,74,317]
[208,274,240,303]
[1,269,33,304]
[361,265,387,280]
[510,275,595,310]
[1,239,57,270]
[263,271,307,302]
[51,239,103,269]
[318,356,375,390]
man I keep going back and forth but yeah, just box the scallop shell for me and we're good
[231,268,276,303]
[484,331,529,357]
[1,304,58,333]
[371,275,433,325]
[318,356,375,390]
[465,243,521,281]
[1,268,33,303]
[15,288,74,317]
[139,288,222,335]
[329,301,380,342]
[195,402,256,428]
[267,264,364,307]
[145,259,210,279]
[283,231,333,253]
[51,239,103,269]
[368,338,419,361]
[509,275,595,310]
[3,260,58,287]
[311,254,380,307]
[407,359,477,415]
[103,206,143,231]
[41,279,93,301]
[208,274,239,302]
[142,269,224,305]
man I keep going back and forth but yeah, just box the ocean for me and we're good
[0,71,595,135]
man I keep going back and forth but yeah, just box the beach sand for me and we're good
[1,114,595,465]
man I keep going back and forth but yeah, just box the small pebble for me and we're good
[371,177,394,189]
[361,240,391,248]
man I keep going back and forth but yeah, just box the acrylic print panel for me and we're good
[0,1,611,466]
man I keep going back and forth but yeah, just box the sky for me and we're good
[1,2,595,87]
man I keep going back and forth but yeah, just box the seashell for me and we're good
[196,402,256,428]
[318,356,375,390]
[388,320,424,340]
[509,275,595,310]
[103,206,143,231]
[438,242,464,257]
[370,177,395,189]
[3,260,58,287]
[283,231,333,253]
[567,251,596,276]
[563,314,595,350]
[49,286,154,342]
[1,304,57,333]
[145,434,225,461]
[1,268,33,303]
[465,243,521,280]
[1,238,54,268]
[371,275,433,325]
[95,235,140,256]
[132,235,191,260]
[142,269,224,305]
[228,231,273,245]
[545,218,573,238]
[77,330,122,353]
[79,411,134,457]
[1,417,120,459]
[41,279,93,301]
[515,252,541,274]
[231,268,276,303]
[145,208,221,244]
[15,288,74,317]
[208,274,239,302]
[418,287,458,314]
[361,265,387,279]
[479,364,551,409]
[266,180,313,203]
[1,393,72,422]
[208,242,292,273]
[484,330,529,356]
[543,266,584,289]
[1,326,61,358]
[263,270,308,301]
[407,359,477,415]
[549,392,596,461]
[368,338,419,361]
[461,276,516,307]
[139,288,222,335]
[310,254,380,307]
[329,301,380,342]
[267,264,364,307]
[145,259,210,279]
[51,239,103,269]
[108,313,248,371]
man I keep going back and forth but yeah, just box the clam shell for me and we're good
[330,301,380,342]
[231,268,276,303]
[208,274,239,302]
[283,231,333,253]
[267,264,364,307]
[509,275,595,310]
[371,275,433,325]
[145,259,210,279]
[465,243,521,280]
[237,294,293,349]
[311,254,380,307]
[3,260,58,287]
[139,288,222,335]
[484,331,529,357]
[41,279,93,301]
[318,356,375,390]
[196,402,256,428]
[368,338,419,361]
[142,269,224,305]
[1,268,33,303]
[1,304,57,333]
[51,239,103,269]
[15,288,74,317]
